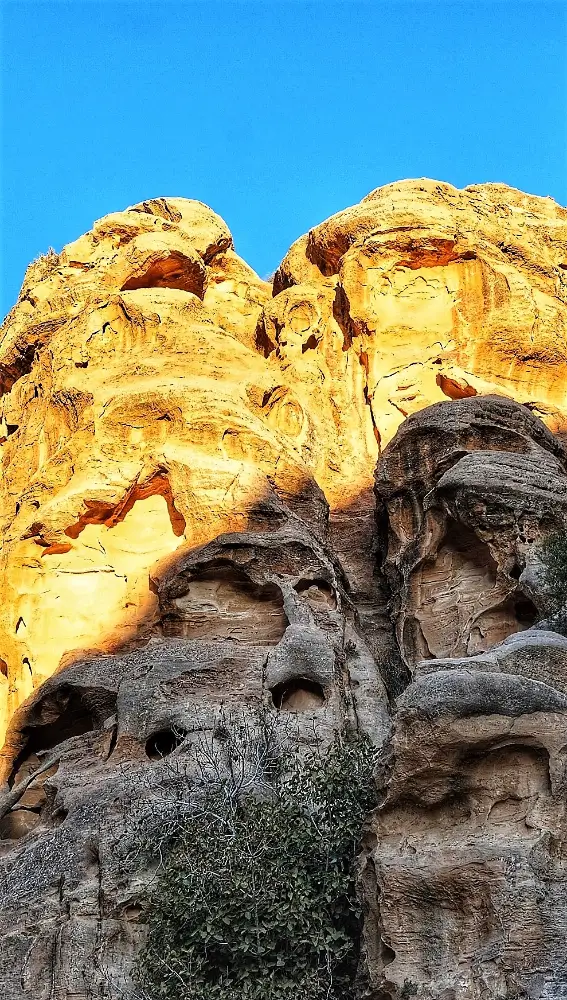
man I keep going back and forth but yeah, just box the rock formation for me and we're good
[1,179,567,998]
[375,395,567,668]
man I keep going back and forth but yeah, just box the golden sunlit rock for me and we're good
[1,180,567,739]
[2,181,567,998]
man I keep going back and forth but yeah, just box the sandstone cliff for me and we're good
[1,180,567,998]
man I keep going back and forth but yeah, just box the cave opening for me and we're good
[145,727,187,759]
[121,251,204,297]
[162,562,287,644]
[294,578,337,610]
[270,678,325,712]
[7,684,116,789]
[18,699,95,762]
[513,595,538,627]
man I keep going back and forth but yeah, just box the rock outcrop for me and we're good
[360,668,567,998]
[1,180,567,998]
[375,395,567,669]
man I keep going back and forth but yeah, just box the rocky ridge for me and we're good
[1,180,567,997]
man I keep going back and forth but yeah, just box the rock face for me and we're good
[375,395,567,669]
[360,667,567,999]
[1,180,567,998]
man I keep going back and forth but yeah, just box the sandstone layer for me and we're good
[1,180,567,998]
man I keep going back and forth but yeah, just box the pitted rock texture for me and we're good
[375,395,567,670]
[2,181,567,736]
[0,518,390,999]
[2,180,567,998]
[359,670,567,999]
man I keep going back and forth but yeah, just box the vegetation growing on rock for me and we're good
[134,724,379,1000]
[538,530,567,610]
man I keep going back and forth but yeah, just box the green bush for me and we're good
[134,728,379,1000]
[538,530,567,609]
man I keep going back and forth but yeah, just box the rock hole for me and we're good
[145,727,187,759]
[65,471,186,539]
[462,742,551,801]
[0,344,36,395]
[380,939,396,966]
[8,684,116,787]
[294,578,337,610]
[121,251,205,297]
[509,563,522,580]
[301,334,318,353]
[270,678,325,712]
[20,704,94,758]
[254,316,276,358]
[75,360,88,368]
[0,752,61,841]
[0,658,7,678]
[415,520,533,660]
[50,803,68,827]
[514,595,538,626]
[106,723,118,759]
[332,283,355,352]
[163,564,287,644]
[0,810,42,840]
[84,841,101,871]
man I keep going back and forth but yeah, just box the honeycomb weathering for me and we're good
[2,180,567,997]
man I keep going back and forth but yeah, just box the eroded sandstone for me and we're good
[1,180,567,998]
[360,670,567,998]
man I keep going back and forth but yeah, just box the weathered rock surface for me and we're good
[1,180,567,997]
[375,395,567,670]
[360,670,567,998]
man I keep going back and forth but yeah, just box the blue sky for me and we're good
[1,0,566,319]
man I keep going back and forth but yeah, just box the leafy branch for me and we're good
[132,711,379,1000]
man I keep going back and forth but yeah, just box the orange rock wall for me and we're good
[1,181,567,741]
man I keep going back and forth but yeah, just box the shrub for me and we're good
[18,247,60,303]
[133,723,379,1000]
[538,530,567,609]
[31,246,60,281]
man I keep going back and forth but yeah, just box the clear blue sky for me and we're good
[1,0,566,319]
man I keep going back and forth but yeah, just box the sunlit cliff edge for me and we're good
[2,179,567,997]
[2,179,567,738]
